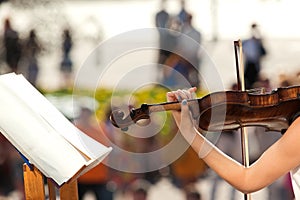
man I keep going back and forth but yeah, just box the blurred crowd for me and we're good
[0,0,300,200]
[155,0,202,89]
[0,16,75,89]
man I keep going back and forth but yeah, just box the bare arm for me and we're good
[167,88,300,194]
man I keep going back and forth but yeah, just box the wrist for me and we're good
[189,131,214,159]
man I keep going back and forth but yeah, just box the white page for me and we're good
[0,73,112,185]
[0,74,112,160]
[0,81,86,185]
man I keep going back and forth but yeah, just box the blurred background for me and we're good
[0,0,299,200]
[0,0,300,90]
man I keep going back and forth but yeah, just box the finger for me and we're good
[188,87,197,93]
[166,91,177,102]
[180,87,197,100]
[176,89,190,101]
[167,87,197,102]
[181,89,193,99]
[181,87,197,99]
[188,87,197,98]
[167,90,185,102]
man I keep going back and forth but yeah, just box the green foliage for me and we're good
[44,85,207,139]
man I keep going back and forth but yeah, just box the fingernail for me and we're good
[182,99,187,105]
[176,95,182,101]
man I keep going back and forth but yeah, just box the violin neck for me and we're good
[147,101,181,113]
[147,99,198,113]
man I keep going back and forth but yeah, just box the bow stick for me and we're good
[234,40,252,200]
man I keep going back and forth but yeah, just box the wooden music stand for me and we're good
[23,164,78,200]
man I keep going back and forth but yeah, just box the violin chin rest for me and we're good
[136,118,151,126]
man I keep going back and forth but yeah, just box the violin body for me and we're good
[110,85,300,133]
[198,86,300,133]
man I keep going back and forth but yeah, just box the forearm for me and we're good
[167,89,295,194]
[188,130,271,193]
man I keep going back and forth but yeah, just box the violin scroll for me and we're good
[110,104,151,131]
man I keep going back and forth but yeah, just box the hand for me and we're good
[166,87,197,102]
[166,87,196,123]
[166,87,198,142]
[167,88,213,158]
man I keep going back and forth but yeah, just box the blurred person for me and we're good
[9,147,25,200]
[23,29,43,87]
[60,28,73,88]
[162,51,190,89]
[3,17,22,73]
[0,134,14,196]
[162,16,188,88]
[166,87,300,199]
[0,133,24,199]
[75,107,113,200]
[155,0,170,66]
[162,13,202,89]
[155,0,176,82]
[155,0,169,29]
[242,23,267,89]
[177,13,202,87]
[177,0,190,24]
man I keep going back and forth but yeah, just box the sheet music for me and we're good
[0,73,112,185]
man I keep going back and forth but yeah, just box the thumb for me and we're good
[179,100,196,142]
[180,99,191,122]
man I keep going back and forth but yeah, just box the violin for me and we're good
[110,85,300,134]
